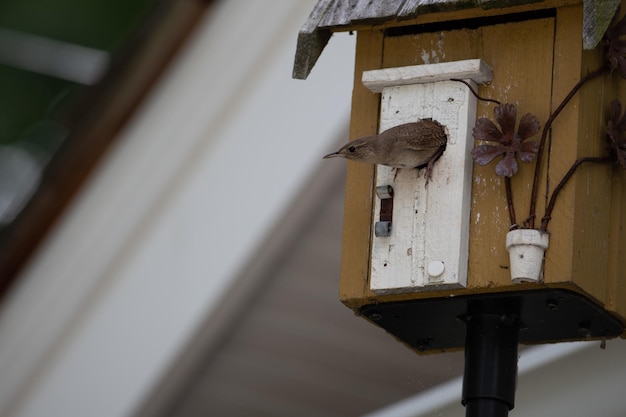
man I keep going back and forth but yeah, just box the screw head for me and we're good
[369,312,383,321]
[545,298,559,310]
[415,337,434,351]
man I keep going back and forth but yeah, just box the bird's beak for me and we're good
[323,151,341,159]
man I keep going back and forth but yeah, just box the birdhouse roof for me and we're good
[293,0,620,80]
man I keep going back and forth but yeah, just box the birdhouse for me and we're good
[294,0,626,352]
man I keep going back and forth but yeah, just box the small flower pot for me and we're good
[505,229,549,283]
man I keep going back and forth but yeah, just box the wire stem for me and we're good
[527,66,608,228]
[450,78,501,105]
[540,156,612,231]
[505,176,517,229]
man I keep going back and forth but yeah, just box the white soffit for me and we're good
[363,339,626,417]
[0,1,354,417]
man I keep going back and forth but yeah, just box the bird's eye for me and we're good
[348,146,356,153]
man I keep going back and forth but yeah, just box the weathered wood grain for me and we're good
[362,59,492,93]
[368,78,479,294]
[582,0,620,48]
[292,0,334,79]
[293,0,601,79]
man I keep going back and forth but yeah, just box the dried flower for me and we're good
[607,99,626,169]
[471,103,540,177]
[605,9,626,78]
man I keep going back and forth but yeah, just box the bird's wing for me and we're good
[380,120,447,150]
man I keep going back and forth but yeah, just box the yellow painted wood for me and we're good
[544,4,626,315]
[542,5,583,288]
[338,30,382,308]
[471,18,555,288]
[569,33,612,302]
[607,164,626,321]
[339,2,626,331]
[340,16,556,307]
[606,59,626,322]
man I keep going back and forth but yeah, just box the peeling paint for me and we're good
[419,34,447,64]
[370,77,476,294]
[437,33,445,60]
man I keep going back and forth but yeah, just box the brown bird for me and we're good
[323,118,447,181]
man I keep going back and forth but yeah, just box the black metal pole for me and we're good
[462,304,520,417]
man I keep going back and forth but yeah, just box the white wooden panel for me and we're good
[367,61,490,294]
[362,59,492,93]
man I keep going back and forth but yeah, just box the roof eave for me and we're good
[293,0,620,80]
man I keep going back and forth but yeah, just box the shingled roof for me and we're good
[293,0,620,79]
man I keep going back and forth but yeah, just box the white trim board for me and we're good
[0,2,354,417]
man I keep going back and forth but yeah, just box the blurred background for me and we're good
[0,1,624,417]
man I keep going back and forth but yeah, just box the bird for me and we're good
[323,118,447,182]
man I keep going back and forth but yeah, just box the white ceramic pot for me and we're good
[505,229,550,283]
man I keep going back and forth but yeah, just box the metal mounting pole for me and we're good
[462,302,520,417]
[360,289,624,415]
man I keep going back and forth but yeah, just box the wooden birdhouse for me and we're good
[294,0,626,352]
